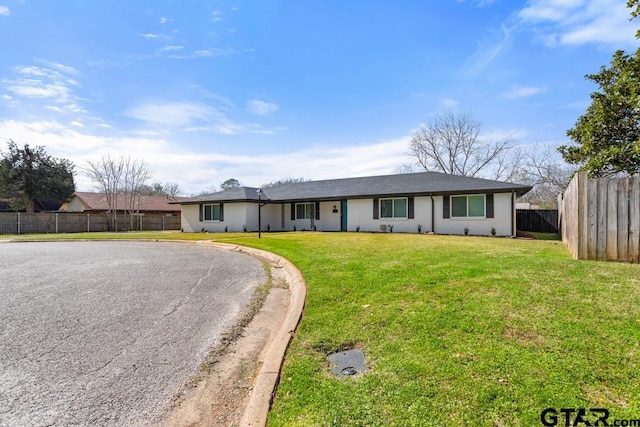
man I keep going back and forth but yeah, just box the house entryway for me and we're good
[340,200,348,231]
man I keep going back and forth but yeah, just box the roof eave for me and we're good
[177,186,533,204]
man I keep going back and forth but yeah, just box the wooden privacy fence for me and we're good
[560,172,640,263]
[516,209,559,233]
[0,212,181,235]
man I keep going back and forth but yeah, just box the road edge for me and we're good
[198,242,307,427]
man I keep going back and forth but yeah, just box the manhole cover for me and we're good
[327,349,367,378]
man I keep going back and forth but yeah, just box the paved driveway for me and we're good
[0,241,266,427]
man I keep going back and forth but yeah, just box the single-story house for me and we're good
[60,192,181,216]
[174,172,532,236]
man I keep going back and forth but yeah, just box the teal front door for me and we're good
[340,200,348,231]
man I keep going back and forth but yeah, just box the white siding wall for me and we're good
[63,197,86,212]
[282,201,341,231]
[346,197,431,233]
[346,193,513,235]
[433,193,513,236]
[181,204,199,232]
[181,202,250,232]
[257,204,281,231]
[180,192,514,235]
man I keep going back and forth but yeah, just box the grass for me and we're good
[9,231,640,425]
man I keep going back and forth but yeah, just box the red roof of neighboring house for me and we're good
[61,192,182,212]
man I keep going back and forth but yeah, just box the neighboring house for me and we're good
[60,192,181,216]
[174,172,532,236]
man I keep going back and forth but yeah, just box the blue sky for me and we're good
[0,0,638,194]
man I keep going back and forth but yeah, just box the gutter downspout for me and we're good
[430,194,435,233]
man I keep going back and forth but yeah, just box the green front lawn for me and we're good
[230,233,640,426]
[11,231,640,425]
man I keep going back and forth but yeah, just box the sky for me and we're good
[0,0,639,195]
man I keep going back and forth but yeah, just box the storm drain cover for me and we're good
[327,349,367,378]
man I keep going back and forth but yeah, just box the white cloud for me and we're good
[170,136,413,193]
[4,64,80,102]
[46,105,64,113]
[70,121,84,127]
[246,100,278,116]
[165,47,235,59]
[518,0,639,47]
[161,45,183,51]
[6,79,71,98]
[46,61,79,75]
[458,24,514,77]
[139,33,158,39]
[502,85,543,99]
[127,101,217,128]
[0,5,10,16]
[159,17,171,24]
[133,45,234,60]
[125,100,278,135]
[441,97,460,107]
[0,118,412,194]
[457,0,497,6]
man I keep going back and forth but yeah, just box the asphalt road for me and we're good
[0,241,267,427]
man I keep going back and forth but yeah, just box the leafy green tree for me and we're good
[0,140,75,212]
[220,178,241,190]
[559,49,640,177]
[629,0,640,37]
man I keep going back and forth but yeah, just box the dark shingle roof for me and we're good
[176,172,531,204]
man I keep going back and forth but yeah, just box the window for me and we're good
[203,203,221,221]
[380,198,407,219]
[295,203,314,219]
[451,195,485,218]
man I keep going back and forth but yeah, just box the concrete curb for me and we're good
[197,242,307,427]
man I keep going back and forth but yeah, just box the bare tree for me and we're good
[195,185,218,197]
[408,110,519,181]
[85,155,152,231]
[516,144,574,208]
[261,177,309,188]
[163,182,181,198]
[86,155,124,231]
[136,181,182,197]
[121,157,152,230]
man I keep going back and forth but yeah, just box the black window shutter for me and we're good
[199,204,203,221]
[291,202,295,220]
[486,194,494,218]
[373,198,379,219]
[408,197,414,219]
[219,203,224,221]
[443,196,450,219]
[315,201,320,220]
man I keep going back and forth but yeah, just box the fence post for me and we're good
[55,213,59,233]
[87,214,90,233]
[17,212,20,234]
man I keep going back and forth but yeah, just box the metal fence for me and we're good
[516,209,559,233]
[560,172,640,263]
[0,212,181,235]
